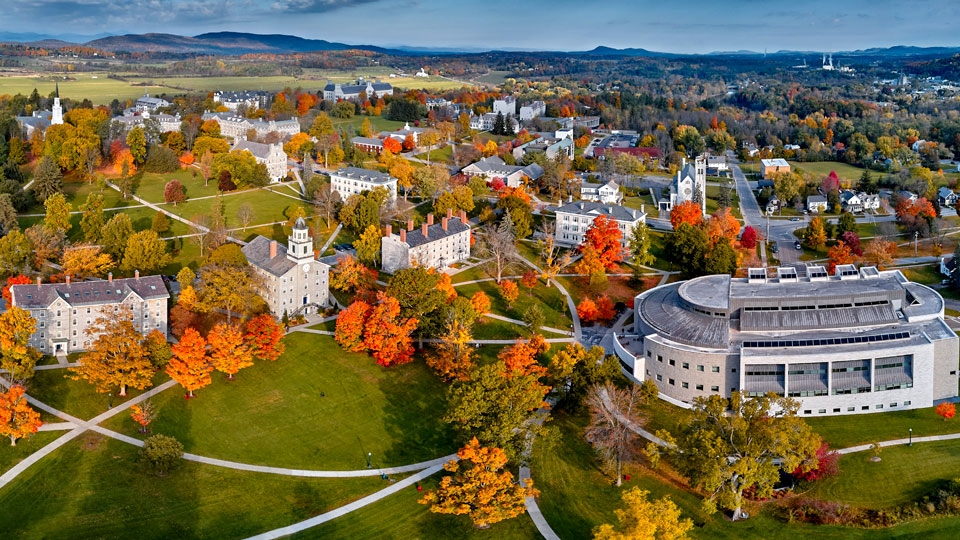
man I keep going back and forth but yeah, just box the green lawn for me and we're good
[134,169,223,204]
[0,74,169,105]
[163,188,309,230]
[100,333,456,470]
[806,406,960,449]
[26,369,167,422]
[414,145,454,164]
[811,441,960,509]
[896,265,943,285]
[789,161,865,187]
[454,281,572,332]
[0,435,386,539]
[449,264,494,284]
[706,184,742,220]
[0,431,64,476]
[300,473,543,540]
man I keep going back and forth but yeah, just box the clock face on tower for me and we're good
[303,264,311,274]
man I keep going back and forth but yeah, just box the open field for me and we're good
[789,161,865,186]
[806,405,960,449]
[0,435,386,540]
[100,332,456,470]
[0,74,169,104]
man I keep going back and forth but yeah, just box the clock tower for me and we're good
[287,217,313,263]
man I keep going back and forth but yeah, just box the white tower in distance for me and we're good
[51,83,63,125]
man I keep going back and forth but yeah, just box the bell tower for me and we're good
[287,217,313,263]
[51,83,63,126]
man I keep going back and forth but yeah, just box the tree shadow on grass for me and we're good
[376,359,457,468]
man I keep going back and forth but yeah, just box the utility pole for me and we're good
[915,231,919,257]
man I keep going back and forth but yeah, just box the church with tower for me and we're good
[51,83,63,126]
[658,154,707,217]
[241,218,330,318]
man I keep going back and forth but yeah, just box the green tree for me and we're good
[444,361,550,462]
[126,126,147,165]
[79,193,105,243]
[121,230,171,274]
[31,155,63,204]
[521,305,545,335]
[139,434,184,476]
[666,223,708,278]
[773,171,803,207]
[858,168,876,194]
[0,193,18,235]
[43,192,71,236]
[353,224,382,266]
[496,200,532,240]
[386,266,447,339]
[628,222,655,280]
[101,213,135,261]
[837,211,856,237]
[659,392,821,520]
[0,230,31,278]
[152,211,170,234]
[434,185,475,215]
[704,237,738,275]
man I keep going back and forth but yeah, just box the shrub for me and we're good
[143,145,180,173]
[139,434,184,476]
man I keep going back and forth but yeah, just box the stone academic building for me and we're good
[615,265,959,416]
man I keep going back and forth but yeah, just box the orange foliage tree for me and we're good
[581,215,624,270]
[436,273,457,302]
[470,291,491,319]
[383,137,402,154]
[419,437,538,528]
[244,314,286,362]
[69,307,154,397]
[705,208,740,248]
[208,322,254,380]
[130,400,156,434]
[669,201,704,230]
[520,270,538,292]
[827,241,857,274]
[362,292,419,367]
[335,300,372,352]
[0,385,42,446]
[595,295,616,323]
[937,402,956,421]
[895,196,936,220]
[330,255,377,294]
[500,280,519,308]
[113,149,136,175]
[499,335,549,379]
[166,328,213,398]
[577,297,599,323]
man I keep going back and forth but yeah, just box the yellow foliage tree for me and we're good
[61,244,114,280]
[69,306,155,396]
[419,437,537,528]
[0,306,41,381]
[592,488,693,540]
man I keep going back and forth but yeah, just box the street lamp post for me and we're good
[915,231,919,257]
[367,452,372,468]
[909,428,913,447]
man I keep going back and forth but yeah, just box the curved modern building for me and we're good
[616,265,959,416]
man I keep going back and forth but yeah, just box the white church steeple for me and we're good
[51,83,63,125]
[287,217,313,263]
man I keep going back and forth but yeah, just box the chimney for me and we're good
[107,273,112,283]
[442,217,448,231]
[400,229,407,243]
[135,270,140,280]
[446,208,453,220]
[385,224,392,237]
[269,240,277,259]
[407,220,414,231]
[427,213,434,226]
[422,223,429,238]
[460,210,467,223]
[66,275,71,285]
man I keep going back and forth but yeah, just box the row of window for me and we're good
[653,373,720,393]
[803,402,911,415]
[649,351,722,373]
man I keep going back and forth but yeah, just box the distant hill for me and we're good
[83,32,402,55]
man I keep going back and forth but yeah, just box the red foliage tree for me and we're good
[164,180,186,206]
[740,226,761,250]
[670,201,704,230]
[595,295,616,323]
[936,402,956,421]
[827,241,856,274]
[520,270,538,292]
[821,171,840,194]
[792,442,840,482]
[244,314,286,362]
[839,231,862,256]
[2,275,33,308]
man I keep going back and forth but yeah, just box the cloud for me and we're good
[269,0,383,13]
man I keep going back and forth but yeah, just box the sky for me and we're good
[3,0,959,53]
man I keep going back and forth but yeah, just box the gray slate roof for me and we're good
[401,218,470,248]
[242,236,297,278]
[555,200,645,222]
[11,275,168,309]
[333,166,395,185]
[233,140,275,159]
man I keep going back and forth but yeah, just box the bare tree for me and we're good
[190,214,211,256]
[312,183,341,227]
[476,212,519,283]
[585,383,647,487]
[236,203,255,232]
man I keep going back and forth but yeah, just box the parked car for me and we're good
[771,243,779,253]
[795,241,802,250]
[789,217,801,222]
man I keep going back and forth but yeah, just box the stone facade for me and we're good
[10,274,169,355]
[201,112,300,141]
[381,211,471,274]
[554,201,646,250]
[329,167,397,201]
[233,140,288,182]
[242,218,330,317]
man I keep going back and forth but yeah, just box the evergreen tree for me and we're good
[31,155,62,204]
[492,112,505,136]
